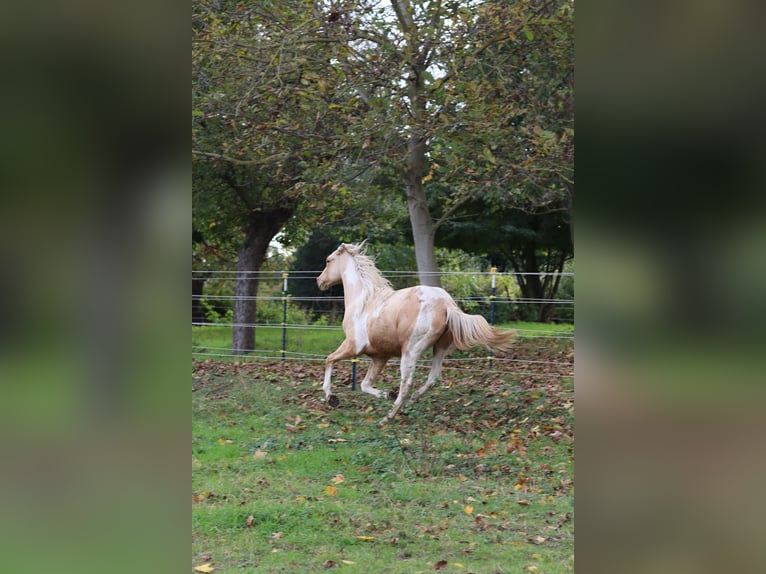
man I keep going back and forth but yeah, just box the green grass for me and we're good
[192,352,574,573]
[192,321,573,360]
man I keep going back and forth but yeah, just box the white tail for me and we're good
[446,306,516,353]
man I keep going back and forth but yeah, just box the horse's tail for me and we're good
[446,306,516,353]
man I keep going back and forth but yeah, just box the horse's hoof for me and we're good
[386,390,398,401]
[327,394,340,408]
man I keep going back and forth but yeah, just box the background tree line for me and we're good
[192,0,573,353]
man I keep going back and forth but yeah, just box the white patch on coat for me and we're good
[342,260,359,288]
[405,287,434,349]
[353,310,369,354]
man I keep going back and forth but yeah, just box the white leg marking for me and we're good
[322,363,334,398]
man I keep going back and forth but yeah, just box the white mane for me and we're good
[344,242,394,303]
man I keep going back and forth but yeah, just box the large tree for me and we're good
[192,0,574,334]
[192,0,371,352]
[346,0,573,284]
[437,0,574,321]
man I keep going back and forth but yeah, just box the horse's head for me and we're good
[317,243,353,291]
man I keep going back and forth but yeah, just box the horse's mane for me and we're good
[345,242,394,302]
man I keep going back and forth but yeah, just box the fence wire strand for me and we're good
[192,267,573,378]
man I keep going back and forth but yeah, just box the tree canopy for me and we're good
[192,0,574,335]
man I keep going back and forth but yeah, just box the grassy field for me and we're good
[192,331,573,573]
[192,322,574,361]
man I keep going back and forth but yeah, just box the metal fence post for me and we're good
[488,266,497,368]
[281,271,288,360]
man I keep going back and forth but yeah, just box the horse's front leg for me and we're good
[323,339,356,407]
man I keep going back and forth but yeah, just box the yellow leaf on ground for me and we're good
[463,505,474,515]
[324,485,338,496]
[355,535,375,541]
[330,474,345,484]
[341,560,356,564]
[194,563,215,573]
[253,450,268,459]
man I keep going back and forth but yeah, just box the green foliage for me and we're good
[192,0,574,280]
[200,298,232,324]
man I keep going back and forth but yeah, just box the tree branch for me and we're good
[192,149,291,166]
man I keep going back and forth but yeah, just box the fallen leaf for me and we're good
[517,499,531,506]
[330,474,345,484]
[327,438,347,443]
[323,559,339,568]
[434,559,448,570]
[194,563,215,573]
[355,535,375,541]
[463,505,474,515]
[341,560,356,565]
[271,531,283,539]
[245,514,255,528]
[324,485,338,496]
[253,450,268,459]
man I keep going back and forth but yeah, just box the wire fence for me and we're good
[191,268,574,382]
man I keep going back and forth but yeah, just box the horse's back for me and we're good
[363,285,453,357]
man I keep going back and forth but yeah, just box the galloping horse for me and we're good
[317,242,516,423]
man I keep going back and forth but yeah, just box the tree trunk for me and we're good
[406,176,440,287]
[393,0,440,287]
[403,67,440,286]
[232,208,293,355]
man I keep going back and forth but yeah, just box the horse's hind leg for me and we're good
[360,357,390,399]
[323,339,356,407]
[380,352,418,424]
[410,339,454,405]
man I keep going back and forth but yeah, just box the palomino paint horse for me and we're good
[317,242,515,423]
